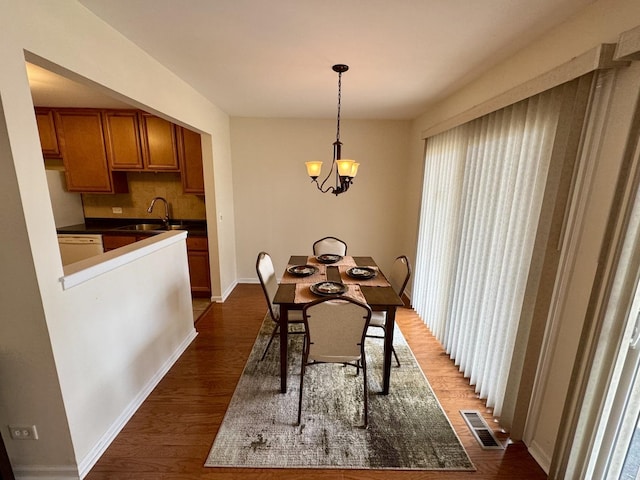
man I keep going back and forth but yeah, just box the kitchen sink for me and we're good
[118,223,164,231]
[117,223,186,231]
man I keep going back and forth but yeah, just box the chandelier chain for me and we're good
[336,71,342,143]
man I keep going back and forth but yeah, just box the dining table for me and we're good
[273,254,404,395]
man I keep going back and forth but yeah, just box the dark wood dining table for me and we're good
[273,255,404,395]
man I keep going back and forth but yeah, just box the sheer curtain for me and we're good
[413,88,564,416]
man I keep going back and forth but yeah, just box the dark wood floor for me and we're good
[85,284,548,479]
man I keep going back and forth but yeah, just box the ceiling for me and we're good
[28,0,597,120]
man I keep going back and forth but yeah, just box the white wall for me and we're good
[45,170,84,228]
[56,234,196,476]
[0,0,235,477]
[231,117,411,279]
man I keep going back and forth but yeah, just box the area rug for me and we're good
[205,313,475,470]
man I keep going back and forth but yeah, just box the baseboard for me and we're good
[218,280,238,302]
[76,327,198,478]
[12,465,79,480]
[527,439,551,474]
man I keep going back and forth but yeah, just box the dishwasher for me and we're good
[57,234,104,266]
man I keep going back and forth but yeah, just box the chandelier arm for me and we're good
[312,181,336,195]
[316,160,337,194]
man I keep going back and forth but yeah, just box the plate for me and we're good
[286,264,318,277]
[310,281,347,296]
[315,254,343,264]
[347,266,377,279]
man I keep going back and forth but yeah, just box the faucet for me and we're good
[147,196,171,228]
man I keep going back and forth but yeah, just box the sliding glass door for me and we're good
[591,279,640,479]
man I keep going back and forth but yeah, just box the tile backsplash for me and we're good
[82,172,206,220]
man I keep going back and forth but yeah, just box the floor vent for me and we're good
[460,410,504,449]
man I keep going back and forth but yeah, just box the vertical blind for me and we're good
[413,88,564,416]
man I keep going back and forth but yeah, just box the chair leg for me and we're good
[362,356,368,428]
[366,326,401,367]
[297,337,307,426]
[261,323,279,361]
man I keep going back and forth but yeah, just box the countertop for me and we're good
[56,218,207,237]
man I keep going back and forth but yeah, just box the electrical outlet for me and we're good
[8,425,38,440]
[112,207,123,214]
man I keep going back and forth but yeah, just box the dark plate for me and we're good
[286,264,318,277]
[310,281,347,296]
[316,254,343,264]
[346,266,377,279]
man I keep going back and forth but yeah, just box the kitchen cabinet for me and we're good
[177,126,205,194]
[102,110,144,170]
[35,108,61,158]
[102,232,211,297]
[36,108,201,192]
[102,234,137,252]
[55,109,128,193]
[106,111,181,172]
[186,236,211,297]
[139,113,180,171]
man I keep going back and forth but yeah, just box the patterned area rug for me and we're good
[205,313,474,470]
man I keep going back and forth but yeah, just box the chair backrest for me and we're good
[256,251,279,321]
[312,236,348,256]
[388,255,411,298]
[302,296,371,363]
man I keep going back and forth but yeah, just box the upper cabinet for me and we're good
[35,107,203,194]
[177,127,205,194]
[35,108,61,158]
[105,111,179,172]
[55,109,128,194]
[139,113,179,171]
[102,110,144,170]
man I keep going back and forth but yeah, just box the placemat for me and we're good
[294,283,366,304]
[280,264,327,284]
[307,255,357,268]
[338,265,390,287]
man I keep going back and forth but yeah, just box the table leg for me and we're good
[280,306,289,393]
[382,306,396,395]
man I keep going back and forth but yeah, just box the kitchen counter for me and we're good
[57,218,207,236]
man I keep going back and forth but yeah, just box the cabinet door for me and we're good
[102,234,137,252]
[139,113,179,171]
[177,127,205,194]
[187,250,211,297]
[55,109,127,193]
[35,108,61,158]
[186,236,210,297]
[103,110,144,170]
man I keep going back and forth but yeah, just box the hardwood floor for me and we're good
[85,284,547,479]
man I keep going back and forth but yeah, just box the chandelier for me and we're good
[305,64,359,196]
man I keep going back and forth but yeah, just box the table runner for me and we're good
[282,256,390,287]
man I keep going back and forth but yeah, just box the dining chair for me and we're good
[297,296,372,427]
[256,251,305,361]
[312,236,348,256]
[366,255,411,367]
